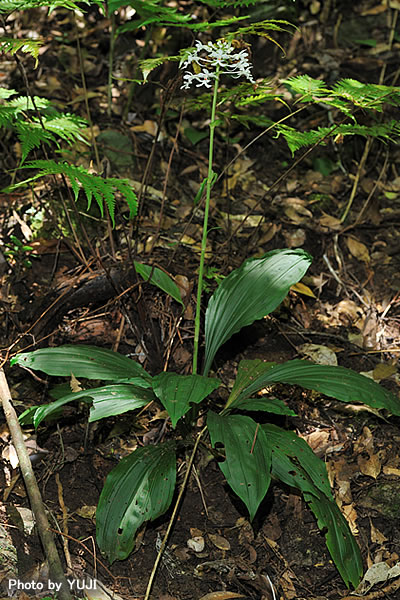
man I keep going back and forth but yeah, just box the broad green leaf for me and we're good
[303,491,363,588]
[152,372,220,428]
[225,359,276,410]
[237,397,296,416]
[203,249,312,375]
[263,424,332,498]
[264,424,362,588]
[96,441,176,563]
[207,412,271,521]
[19,384,154,428]
[11,345,151,383]
[134,262,184,308]
[228,359,400,415]
[89,385,154,422]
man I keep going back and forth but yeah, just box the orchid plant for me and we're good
[12,33,400,599]
[179,38,256,374]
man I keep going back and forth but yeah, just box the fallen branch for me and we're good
[0,368,72,600]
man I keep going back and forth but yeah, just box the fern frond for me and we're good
[332,79,400,111]
[276,121,400,154]
[39,114,89,144]
[0,0,102,14]
[138,54,180,81]
[111,0,193,33]
[286,75,400,113]
[7,160,138,226]
[0,90,88,163]
[0,37,43,66]
[231,19,296,39]
[197,0,265,7]
[7,95,51,112]
[285,75,329,101]
[231,113,274,128]
[0,87,16,99]
[15,123,55,163]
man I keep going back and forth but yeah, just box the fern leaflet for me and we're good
[0,37,43,66]
[0,0,102,14]
[276,121,400,154]
[5,160,138,226]
[0,89,88,163]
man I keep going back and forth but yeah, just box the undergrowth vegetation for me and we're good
[2,0,400,596]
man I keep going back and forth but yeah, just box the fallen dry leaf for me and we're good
[370,521,387,544]
[198,593,245,600]
[358,452,381,479]
[373,363,397,381]
[298,343,337,366]
[346,236,370,263]
[208,533,231,551]
[291,282,316,298]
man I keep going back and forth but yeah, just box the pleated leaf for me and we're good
[263,424,332,497]
[134,262,184,308]
[152,372,220,427]
[264,424,363,588]
[226,359,400,415]
[237,397,296,416]
[207,412,271,521]
[11,345,151,384]
[304,491,363,588]
[203,249,312,375]
[225,359,276,411]
[96,441,176,563]
[18,384,154,428]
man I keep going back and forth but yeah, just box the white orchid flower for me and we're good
[181,39,254,89]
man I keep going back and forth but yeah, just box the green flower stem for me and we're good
[192,70,220,375]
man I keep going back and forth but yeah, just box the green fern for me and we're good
[286,75,400,113]
[4,160,138,226]
[0,0,102,14]
[333,78,400,111]
[285,74,329,101]
[0,89,88,163]
[197,0,266,6]
[0,37,43,66]
[276,121,400,154]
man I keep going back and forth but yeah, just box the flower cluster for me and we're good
[180,39,254,89]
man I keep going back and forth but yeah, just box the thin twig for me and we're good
[144,427,207,600]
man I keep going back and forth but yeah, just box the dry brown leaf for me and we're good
[174,274,191,301]
[319,213,342,230]
[279,570,297,599]
[354,426,374,454]
[284,203,313,224]
[187,536,205,552]
[370,521,387,544]
[76,505,97,519]
[198,593,245,600]
[208,533,231,551]
[70,373,82,393]
[298,343,337,366]
[300,429,331,455]
[130,119,158,136]
[358,453,381,479]
[346,236,370,263]
[373,363,397,381]
[282,228,306,247]
[258,222,279,244]
[383,466,400,476]
[291,282,316,298]
[342,503,359,535]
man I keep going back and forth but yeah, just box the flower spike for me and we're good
[180,39,254,89]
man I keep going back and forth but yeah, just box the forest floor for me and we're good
[1,1,400,599]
